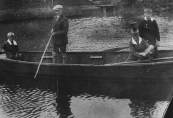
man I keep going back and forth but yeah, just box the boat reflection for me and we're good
[55,78,173,118]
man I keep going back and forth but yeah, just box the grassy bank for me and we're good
[0,2,173,52]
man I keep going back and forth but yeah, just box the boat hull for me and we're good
[0,50,173,80]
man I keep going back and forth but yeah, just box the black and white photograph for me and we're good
[0,0,173,118]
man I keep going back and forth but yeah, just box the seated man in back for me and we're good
[2,32,19,59]
[126,27,154,62]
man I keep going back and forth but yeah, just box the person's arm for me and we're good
[53,18,69,35]
[153,20,160,41]
[141,40,154,56]
[16,45,19,52]
[138,20,144,39]
[51,16,58,36]
[129,41,140,58]
[143,39,150,48]
[145,45,154,54]
[2,42,7,52]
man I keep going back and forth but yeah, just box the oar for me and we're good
[103,46,129,52]
[103,45,173,52]
[34,35,52,78]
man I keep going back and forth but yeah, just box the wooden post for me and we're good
[103,7,107,17]
[57,72,59,95]
[52,0,54,7]
[113,6,116,16]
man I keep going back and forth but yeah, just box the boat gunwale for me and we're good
[1,54,173,67]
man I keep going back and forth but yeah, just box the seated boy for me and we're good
[126,27,154,62]
[2,32,20,60]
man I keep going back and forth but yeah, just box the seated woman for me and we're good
[126,27,154,62]
[2,32,19,60]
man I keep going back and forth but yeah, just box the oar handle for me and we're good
[34,35,52,78]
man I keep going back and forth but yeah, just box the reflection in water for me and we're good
[70,96,133,118]
[0,75,172,118]
[70,95,169,118]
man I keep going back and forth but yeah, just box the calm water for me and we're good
[0,74,173,118]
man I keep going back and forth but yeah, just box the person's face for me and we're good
[54,9,62,16]
[8,36,14,40]
[144,12,152,20]
[131,31,139,41]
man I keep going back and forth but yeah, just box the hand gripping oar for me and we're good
[34,35,52,78]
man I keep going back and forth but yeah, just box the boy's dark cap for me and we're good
[129,22,137,30]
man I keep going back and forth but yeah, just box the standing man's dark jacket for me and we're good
[51,15,69,45]
[2,39,19,59]
[138,18,160,46]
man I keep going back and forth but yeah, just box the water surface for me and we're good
[0,75,172,118]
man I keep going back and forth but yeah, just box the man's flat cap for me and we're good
[53,5,63,10]
[7,32,15,37]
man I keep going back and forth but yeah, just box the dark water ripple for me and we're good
[0,83,57,118]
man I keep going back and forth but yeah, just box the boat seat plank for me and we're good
[43,56,53,59]
[90,56,103,59]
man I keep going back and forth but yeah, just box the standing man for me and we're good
[138,8,160,58]
[2,32,19,59]
[51,5,69,64]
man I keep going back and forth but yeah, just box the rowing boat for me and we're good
[0,50,173,80]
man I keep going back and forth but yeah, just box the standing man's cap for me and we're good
[7,32,15,37]
[53,5,63,11]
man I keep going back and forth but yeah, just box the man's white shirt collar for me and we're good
[132,37,142,45]
[56,15,60,20]
[7,39,17,45]
[144,17,154,21]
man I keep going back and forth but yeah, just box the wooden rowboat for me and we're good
[0,50,173,79]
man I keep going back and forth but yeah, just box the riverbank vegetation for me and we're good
[0,1,173,51]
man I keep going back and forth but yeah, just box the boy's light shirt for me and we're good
[132,37,142,45]
[144,17,154,21]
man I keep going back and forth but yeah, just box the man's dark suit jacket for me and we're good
[52,15,69,45]
[138,19,160,46]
